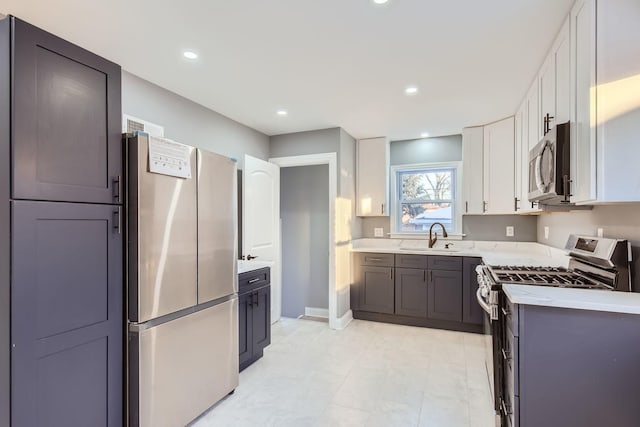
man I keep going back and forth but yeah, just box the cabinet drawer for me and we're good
[427,255,462,271]
[239,267,270,293]
[395,254,428,269]
[358,252,394,267]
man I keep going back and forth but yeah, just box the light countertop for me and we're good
[503,284,640,315]
[350,238,569,268]
[237,260,274,274]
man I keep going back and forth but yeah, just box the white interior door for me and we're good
[243,155,281,324]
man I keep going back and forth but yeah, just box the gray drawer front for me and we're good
[358,252,395,267]
[427,255,462,271]
[395,254,428,269]
[239,267,270,293]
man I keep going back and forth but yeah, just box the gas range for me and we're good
[476,234,633,321]
[485,265,612,290]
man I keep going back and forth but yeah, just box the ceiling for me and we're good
[2,0,575,140]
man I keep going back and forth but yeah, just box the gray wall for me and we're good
[270,127,360,318]
[390,134,462,166]
[463,215,537,241]
[537,204,640,291]
[122,71,269,169]
[280,165,329,317]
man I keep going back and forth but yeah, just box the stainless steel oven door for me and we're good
[476,289,495,400]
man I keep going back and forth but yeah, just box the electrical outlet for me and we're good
[597,228,604,237]
[506,226,514,237]
[544,226,549,239]
[374,227,384,237]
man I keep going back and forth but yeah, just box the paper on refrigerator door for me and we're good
[148,136,192,178]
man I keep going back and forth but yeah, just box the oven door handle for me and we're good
[476,288,492,315]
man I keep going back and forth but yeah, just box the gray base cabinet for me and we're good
[501,295,640,427]
[427,269,463,322]
[395,268,427,317]
[352,253,483,334]
[238,268,271,372]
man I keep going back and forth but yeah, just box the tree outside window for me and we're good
[397,167,456,232]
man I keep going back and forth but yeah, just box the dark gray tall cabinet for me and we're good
[0,16,123,427]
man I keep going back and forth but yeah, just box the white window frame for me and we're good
[390,161,463,239]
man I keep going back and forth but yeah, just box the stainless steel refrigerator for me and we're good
[126,133,238,427]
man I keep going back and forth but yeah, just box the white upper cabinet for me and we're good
[482,117,516,214]
[461,127,484,214]
[538,17,571,137]
[570,0,640,203]
[356,137,389,216]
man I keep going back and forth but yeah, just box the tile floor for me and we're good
[193,318,496,427]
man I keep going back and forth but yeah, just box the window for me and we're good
[391,163,461,235]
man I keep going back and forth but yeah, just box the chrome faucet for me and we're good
[428,222,448,248]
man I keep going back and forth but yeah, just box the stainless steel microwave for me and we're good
[528,122,570,204]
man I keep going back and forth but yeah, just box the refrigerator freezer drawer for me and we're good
[130,298,239,427]
[197,149,238,303]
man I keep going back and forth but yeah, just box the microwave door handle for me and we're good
[535,141,551,193]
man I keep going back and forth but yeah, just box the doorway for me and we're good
[280,165,329,319]
[269,153,338,329]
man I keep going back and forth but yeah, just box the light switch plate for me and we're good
[506,226,514,237]
[544,226,549,239]
[597,228,604,237]
[374,227,384,237]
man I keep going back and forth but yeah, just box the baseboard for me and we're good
[305,307,329,318]
[334,309,353,330]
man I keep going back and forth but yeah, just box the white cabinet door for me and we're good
[527,78,540,151]
[461,127,484,214]
[356,137,389,216]
[538,17,570,136]
[595,0,640,202]
[538,55,555,137]
[554,18,571,125]
[514,104,524,212]
[570,0,597,203]
[483,117,516,214]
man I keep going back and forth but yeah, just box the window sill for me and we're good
[388,233,465,240]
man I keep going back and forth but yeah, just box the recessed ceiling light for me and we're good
[183,51,198,60]
[405,86,419,95]
[421,132,430,138]
[276,109,288,117]
[372,0,389,4]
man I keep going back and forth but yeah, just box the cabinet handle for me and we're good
[502,348,512,361]
[483,201,487,213]
[562,175,572,203]
[381,203,384,215]
[514,197,519,211]
[501,306,510,317]
[465,201,468,213]
[248,277,261,284]
[429,270,433,282]
[113,208,121,234]
[253,291,259,308]
[112,176,121,203]
[423,270,426,282]
[390,269,393,280]
[368,258,383,262]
